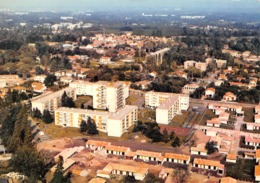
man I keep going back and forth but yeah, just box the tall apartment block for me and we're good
[31,87,76,114]
[145,91,189,124]
[55,105,138,137]
[69,81,130,112]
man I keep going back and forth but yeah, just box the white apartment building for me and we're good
[145,91,189,124]
[69,81,130,112]
[55,105,138,137]
[31,87,76,114]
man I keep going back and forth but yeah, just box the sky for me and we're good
[0,0,260,13]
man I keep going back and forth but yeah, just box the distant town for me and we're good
[0,5,259,183]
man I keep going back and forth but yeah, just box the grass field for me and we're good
[170,111,190,127]
[74,96,92,108]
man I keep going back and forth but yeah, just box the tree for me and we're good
[44,74,57,87]
[171,137,180,147]
[87,118,98,135]
[42,109,53,124]
[80,103,84,109]
[32,108,42,119]
[10,145,46,181]
[80,120,88,133]
[61,91,75,108]
[205,141,218,155]
[35,66,44,75]
[162,128,170,143]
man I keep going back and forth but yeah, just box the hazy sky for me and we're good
[0,0,260,12]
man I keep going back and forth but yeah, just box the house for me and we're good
[85,140,111,152]
[182,84,199,95]
[54,146,84,162]
[162,153,190,165]
[245,136,260,149]
[220,177,237,183]
[215,59,227,68]
[51,158,76,173]
[256,106,260,114]
[193,158,224,175]
[99,56,112,64]
[244,152,255,159]
[226,154,237,163]
[97,163,148,181]
[195,62,207,72]
[149,71,157,78]
[218,74,228,80]
[256,149,260,163]
[246,122,260,131]
[215,80,224,86]
[222,92,237,102]
[60,76,73,84]
[105,145,130,156]
[255,114,260,123]
[205,88,215,98]
[255,163,260,182]
[134,150,164,163]
[190,143,208,156]
[31,82,46,93]
[184,60,196,69]
[206,118,221,128]
[135,80,152,90]
[219,112,230,124]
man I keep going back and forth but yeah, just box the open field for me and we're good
[171,111,190,127]
[243,107,255,122]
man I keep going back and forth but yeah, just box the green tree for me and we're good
[87,118,98,135]
[171,137,181,147]
[44,74,57,87]
[80,120,88,133]
[32,108,42,119]
[61,91,75,108]
[162,128,169,143]
[205,141,218,155]
[10,145,46,181]
[144,173,163,183]
[42,109,53,124]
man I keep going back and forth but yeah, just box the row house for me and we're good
[105,145,130,156]
[193,158,224,175]
[134,150,164,163]
[54,146,84,162]
[246,122,260,131]
[97,163,148,181]
[162,153,190,165]
[205,88,215,99]
[86,140,111,152]
[245,136,260,149]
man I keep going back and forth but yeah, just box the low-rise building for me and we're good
[205,88,215,98]
[226,154,237,163]
[86,140,111,152]
[34,75,46,83]
[215,59,227,68]
[193,158,224,175]
[162,153,190,165]
[255,114,260,123]
[134,150,164,163]
[245,136,260,149]
[222,92,237,102]
[182,84,199,95]
[97,163,148,181]
[105,145,130,156]
[190,143,208,156]
[206,118,221,128]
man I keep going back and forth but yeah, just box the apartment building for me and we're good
[145,91,189,124]
[31,87,76,114]
[69,80,129,112]
[55,105,138,137]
